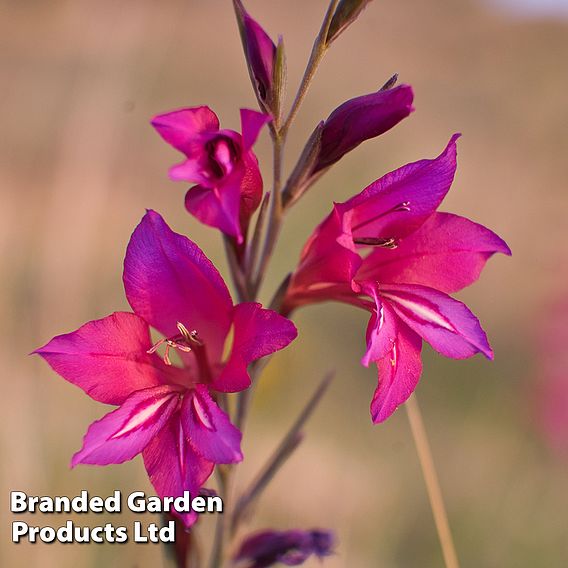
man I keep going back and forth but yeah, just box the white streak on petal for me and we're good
[382,292,456,332]
[192,394,214,431]
[178,419,186,477]
[378,305,385,330]
[111,396,174,439]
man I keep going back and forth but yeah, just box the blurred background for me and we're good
[1,0,567,566]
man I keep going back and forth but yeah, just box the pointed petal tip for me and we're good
[70,452,82,469]
[150,105,213,123]
[32,335,61,357]
[136,209,162,232]
[370,405,395,424]
[142,208,158,220]
[394,82,414,99]
[239,108,271,149]
[449,132,462,148]
[437,133,461,160]
[501,240,513,257]
[239,107,272,121]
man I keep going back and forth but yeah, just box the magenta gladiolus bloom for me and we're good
[152,106,270,244]
[35,211,296,526]
[235,528,334,567]
[283,135,511,423]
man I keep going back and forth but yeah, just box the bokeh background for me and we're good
[2,0,567,566]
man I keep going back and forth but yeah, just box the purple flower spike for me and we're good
[315,84,414,173]
[152,106,270,244]
[35,211,297,527]
[284,135,511,423]
[235,528,335,567]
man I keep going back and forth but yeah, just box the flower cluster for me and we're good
[35,1,510,566]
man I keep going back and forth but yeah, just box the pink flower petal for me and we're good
[151,106,219,154]
[240,108,270,150]
[371,323,423,423]
[381,283,493,360]
[181,385,243,464]
[34,312,169,405]
[71,385,181,467]
[359,284,398,367]
[123,211,233,364]
[143,416,214,527]
[358,212,511,293]
[342,134,460,242]
[185,182,243,242]
[239,150,264,225]
[168,157,212,185]
[213,302,297,392]
[286,207,361,306]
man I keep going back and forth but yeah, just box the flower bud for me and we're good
[234,528,335,567]
[233,0,285,118]
[326,0,374,45]
[315,83,414,172]
[283,83,414,207]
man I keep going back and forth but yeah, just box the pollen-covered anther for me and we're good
[176,322,203,346]
[353,236,398,249]
[352,201,412,232]
[147,323,203,366]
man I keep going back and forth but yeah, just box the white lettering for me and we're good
[10,492,28,513]
[12,521,28,542]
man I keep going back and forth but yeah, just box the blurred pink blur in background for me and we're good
[1,0,567,566]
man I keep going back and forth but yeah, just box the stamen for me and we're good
[146,338,166,355]
[353,237,398,249]
[390,343,398,368]
[147,323,203,366]
[177,322,203,346]
[352,201,411,232]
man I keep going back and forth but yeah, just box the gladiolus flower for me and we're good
[283,135,511,423]
[35,211,297,526]
[152,106,270,244]
[234,528,334,567]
